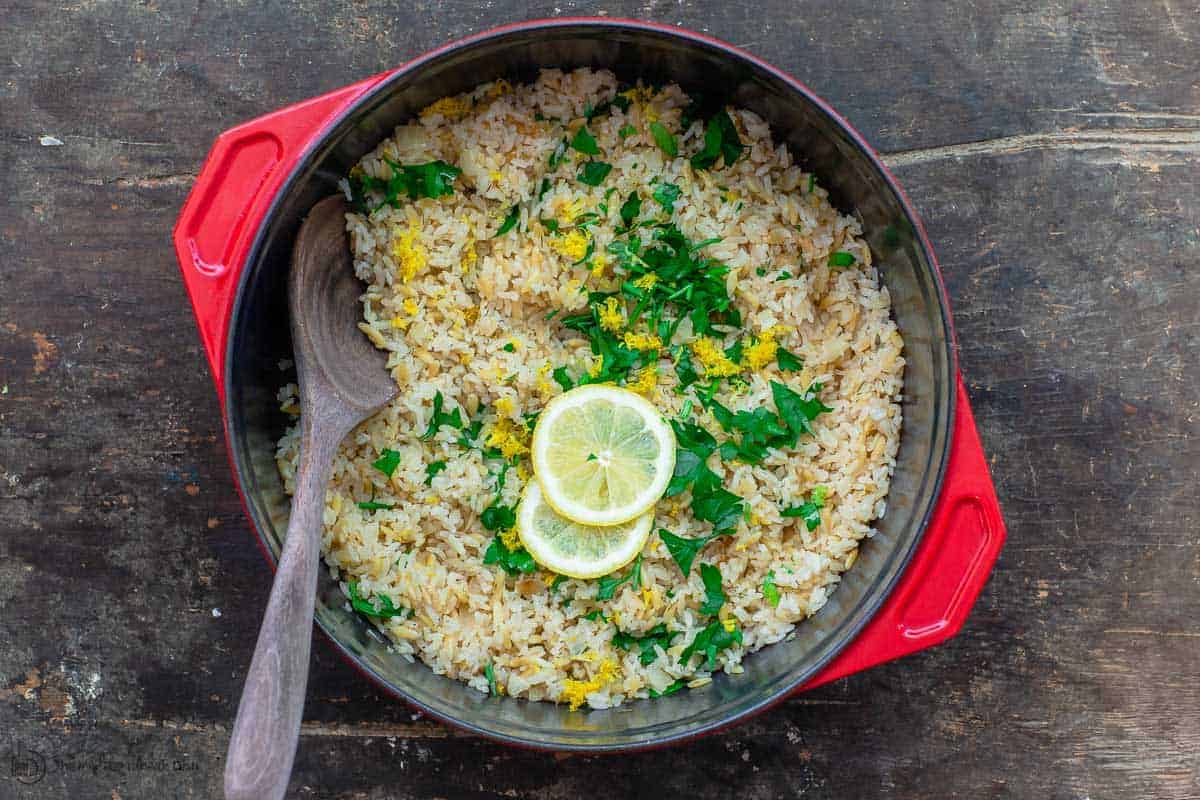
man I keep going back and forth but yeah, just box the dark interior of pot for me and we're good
[223,21,955,750]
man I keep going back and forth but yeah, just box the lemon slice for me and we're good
[516,482,653,578]
[531,384,675,526]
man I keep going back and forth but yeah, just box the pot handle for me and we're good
[800,373,1006,690]
[173,72,392,406]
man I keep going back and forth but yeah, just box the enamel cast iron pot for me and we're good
[174,19,1006,751]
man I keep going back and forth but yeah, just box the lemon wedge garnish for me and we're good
[530,384,675,526]
[516,482,653,579]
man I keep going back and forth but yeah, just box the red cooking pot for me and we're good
[174,19,1005,751]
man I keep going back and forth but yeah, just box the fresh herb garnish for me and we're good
[482,532,537,575]
[570,126,601,156]
[480,501,517,532]
[374,159,462,206]
[679,619,742,670]
[372,448,401,477]
[495,206,519,237]
[347,581,409,619]
[421,391,464,440]
[807,173,816,193]
[771,381,833,441]
[583,609,609,622]
[776,348,803,371]
[618,123,637,139]
[762,570,781,607]
[424,460,447,485]
[782,486,829,531]
[620,191,642,227]
[613,623,680,666]
[698,563,726,616]
[649,121,678,157]
[652,182,680,209]
[774,271,793,281]
[552,366,575,391]
[485,662,499,695]
[357,500,395,511]
[596,554,642,601]
[578,161,613,186]
[658,528,724,577]
[549,574,567,594]
[502,342,516,352]
[690,110,744,170]
[648,678,687,698]
[828,251,856,267]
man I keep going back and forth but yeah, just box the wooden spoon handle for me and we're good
[224,424,338,800]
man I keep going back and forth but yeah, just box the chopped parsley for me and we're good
[570,126,601,156]
[582,609,609,623]
[648,678,687,698]
[776,348,803,371]
[379,159,461,204]
[679,619,742,670]
[420,391,464,440]
[620,191,642,227]
[807,173,816,193]
[762,570,781,607]
[372,448,401,477]
[502,342,516,352]
[356,500,394,511]
[482,532,536,575]
[480,500,517,532]
[613,623,680,666]
[552,366,575,391]
[549,574,567,594]
[782,486,829,531]
[772,381,833,441]
[698,563,726,616]
[652,182,681,209]
[649,121,678,157]
[347,581,409,619]
[596,553,642,600]
[618,123,637,139]
[424,460,447,485]
[774,271,793,281]
[690,110,744,170]
[828,251,856,267]
[578,161,613,186]
[485,662,499,695]
[659,528,724,577]
[495,206,519,237]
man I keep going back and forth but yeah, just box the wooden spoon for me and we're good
[224,195,397,800]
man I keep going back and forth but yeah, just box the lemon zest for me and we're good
[597,297,625,333]
[626,366,657,395]
[632,273,658,291]
[391,223,426,283]
[691,337,741,378]
[622,331,662,351]
[560,658,620,712]
[590,252,609,278]
[500,528,521,551]
[551,230,590,263]
[495,396,516,418]
[486,417,529,459]
[420,95,471,121]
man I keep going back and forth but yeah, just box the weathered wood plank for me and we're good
[1,0,1197,798]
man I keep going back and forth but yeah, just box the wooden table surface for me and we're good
[2,2,1198,798]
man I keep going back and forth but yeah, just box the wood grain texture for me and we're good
[0,1,1197,798]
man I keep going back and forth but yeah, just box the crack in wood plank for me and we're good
[881,128,1200,167]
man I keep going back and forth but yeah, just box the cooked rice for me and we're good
[276,68,904,708]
